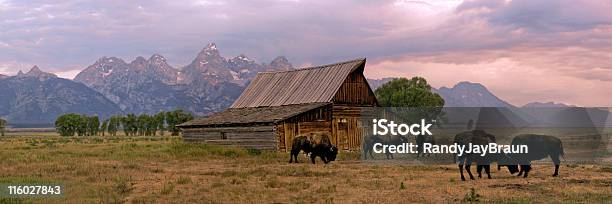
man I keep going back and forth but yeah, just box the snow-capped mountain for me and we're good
[74,43,293,115]
[181,43,293,85]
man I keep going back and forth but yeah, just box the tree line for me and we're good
[55,110,193,137]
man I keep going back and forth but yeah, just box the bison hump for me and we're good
[310,132,331,145]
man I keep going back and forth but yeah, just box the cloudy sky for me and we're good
[1,0,611,107]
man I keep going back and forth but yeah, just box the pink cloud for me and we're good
[365,43,612,107]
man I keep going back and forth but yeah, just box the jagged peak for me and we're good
[148,53,167,62]
[205,43,217,50]
[28,65,42,74]
[131,56,147,63]
[129,56,148,71]
[22,65,57,78]
[269,56,293,70]
[232,54,252,62]
[197,43,221,57]
[271,56,288,62]
[95,56,125,64]
[17,70,24,76]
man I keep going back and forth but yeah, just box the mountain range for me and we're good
[0,43,597,127]
[73,43,292,116]
[0,66,121,125]
[1,43,293,126]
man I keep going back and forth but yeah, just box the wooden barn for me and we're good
[178,58,378,151]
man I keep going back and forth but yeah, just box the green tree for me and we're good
[122,114,138,136]
[154,112,166,136]
[137,114,157,136]
[55,113,81,136]
[0,118,7,136]
[108,116,122,136]
[76,115,88,136]
[166,110,193,136]
[375,77,444,107]
[145,115,157,136]
[375,77,445,122]
[100,119,109,136]
[87,116,100,136]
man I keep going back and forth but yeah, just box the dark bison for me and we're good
[288,133,338,164]
[501,134,564,178]
[309,133,339,164]
[416,134,435,157]
[363,134,408,159]
[362,134,383,159]
[384,135,408,159]
[454,130,518,181]
[288,135,311,163]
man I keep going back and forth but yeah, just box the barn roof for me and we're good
[178,102,330,127]
[230,58,366,108]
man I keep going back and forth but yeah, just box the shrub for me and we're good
[463,188,480,202]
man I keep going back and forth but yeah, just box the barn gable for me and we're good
[332,64,378,106]
[230,58,372,108]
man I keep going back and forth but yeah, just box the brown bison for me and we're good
[501,134,564,178]
[362,135,381,159]
[288,135,311,163]
[454,130,518,181]
[289,133,338,164]
[309,133,339,164]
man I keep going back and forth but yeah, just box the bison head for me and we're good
[497,164,519,174]
[506,165,519,174]
[496,153,520,174]
[328,146,339,161]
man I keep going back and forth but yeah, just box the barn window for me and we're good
[221,132,228,140]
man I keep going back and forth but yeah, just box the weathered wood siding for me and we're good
[276,105,333,152]
[332,70,378,106]
[183,126,277,150]
[332,105,368,150]
[276,121,332,152]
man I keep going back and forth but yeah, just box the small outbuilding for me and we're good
[178,58,378,151]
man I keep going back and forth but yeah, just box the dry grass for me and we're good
[0,133,610,203]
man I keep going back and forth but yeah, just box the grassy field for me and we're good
[0,133,610,203]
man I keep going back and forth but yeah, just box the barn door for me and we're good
[334,118,349,150]
[284,123,298,151]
